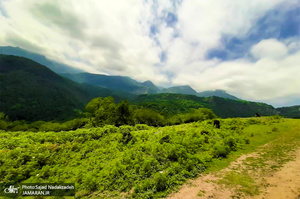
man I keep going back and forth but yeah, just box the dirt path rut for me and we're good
[167,148,300,199]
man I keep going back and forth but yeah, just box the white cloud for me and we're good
[0,0,168,83]
[0,0,299,106]
[172,40,300,101]
[251,39,288,59]
[174,0,291,58]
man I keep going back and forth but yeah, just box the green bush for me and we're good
[0,120,8,130]
[134,124,151,131]
[134,108,165,127]
[211,143,231,158]
[169,108,217,125]
[224,136,237,151]
[0,117,280,198]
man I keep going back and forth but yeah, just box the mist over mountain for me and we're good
[142,80,161,94]
[61,73,161,95]
[197,89,240,100]
[0,46,82,73]
[162,85,198,95]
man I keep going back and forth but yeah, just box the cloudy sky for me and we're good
[0,0,299,107]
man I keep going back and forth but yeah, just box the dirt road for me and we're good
[167,148,300,199]
[248,148,300,199]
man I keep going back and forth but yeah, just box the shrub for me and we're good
[134,109,165,127]
[211,143,231,158]
[169,108,217,125]
[134,124,151,131]
[0,120,8,130]
[64,118,88,130]
[224,136,237,151]
[159,135,170,144]
[119,126,134,144]
[154,173,168,192]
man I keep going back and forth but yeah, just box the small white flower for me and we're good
[36,174,39,176]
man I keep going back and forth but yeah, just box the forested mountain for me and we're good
[61,73,161,95]
[142,80,161,93]
[0,53,297,122]
[132,93,277,118]
[162,85,198,95]
[197,89,240,100]
[1,46,240,98]
[0,55,133,121]
[0,46,81,73]
[276,105,300,118]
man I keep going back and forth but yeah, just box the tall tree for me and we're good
[85,97,117,126]
[115,100,134,127]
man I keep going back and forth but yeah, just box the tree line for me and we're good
[0,97,217,132]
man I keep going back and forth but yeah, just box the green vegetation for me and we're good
[197,190,206,197]
[215,119,300,197]
[1,116,296,198]
[0,96,217,132]
[0,55,134,121]
[218,171,259,196]
[276,105,300,118]
[132,93,277,118]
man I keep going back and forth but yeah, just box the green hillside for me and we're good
[276,105,300,118]
[162,85,198,95]
[0,55,133,121]
[132,93,277,118]
[62,73,160,95]
[142,80,161,93]
[197,89,240,100]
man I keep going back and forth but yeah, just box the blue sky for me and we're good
[0,0,299,107]
[208,6,300,61]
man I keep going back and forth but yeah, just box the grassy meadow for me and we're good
[0,116,299,198]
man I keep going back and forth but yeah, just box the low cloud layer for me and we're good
[0,0,299,107]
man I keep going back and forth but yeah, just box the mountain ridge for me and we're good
[0,55,133,121]
[61,72,161,95]
[1,47,299,120]
[1,46,241,99]
[197,89,240,100]
[162,85,198,95]
[0,46,82,73]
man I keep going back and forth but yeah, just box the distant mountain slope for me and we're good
[0,46,82,73]
[61,73,161,95]
[197,89,239,100]
[162,85,198,95]
[0,55,133,121]
[142,80,161,93]
[132,93,277,118]
[276,105,300,118]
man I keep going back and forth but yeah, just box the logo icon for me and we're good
[4,185,20,194]
[0,184,21,198]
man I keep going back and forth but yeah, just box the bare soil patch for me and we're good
[167,148,300,199]
[247,148,300,199]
